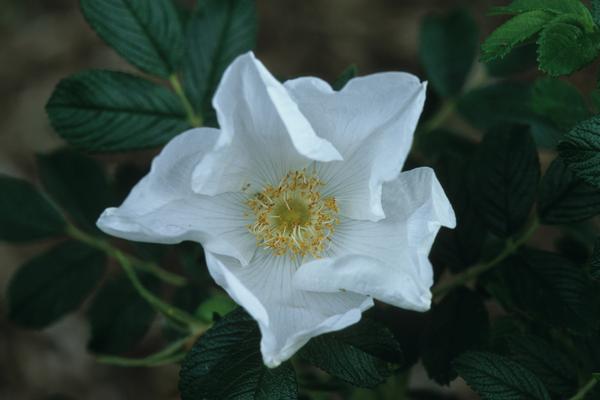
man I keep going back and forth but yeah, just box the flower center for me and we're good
[246,169,339,258]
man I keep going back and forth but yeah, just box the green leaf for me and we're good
[507,335,577,396]
[591,238,600,280]
[537,21,599,77]
[179,308,297,400]
[593,0,600,26]
[457,82,562,148]
[422,288,489,385]
[532,78,589,130]
[538,158,600,224]
[300,318,403,388]
[46,70,190,152]
[80,0,184,78]
[485,43,538,77]
[454,351,551,400]
[37,149,112,230]
[471,125,540,237]
[87,275,156,354]
[194,292,237,323]
[558,116,600,189]
[458,82,533,129]
[332,64,357,91]
[0,175,66,242]
[431,154,486,273]
[501,250,596,333]
[492,0,593,24]
[591,89,600,113]
[419,9,478,97]
[8,241,106,329]
[182,0,257,118]
[481,10,554,62]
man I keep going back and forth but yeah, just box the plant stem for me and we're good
[569,375,600,400]
[432,216,540,300]
[96,337,189,367]
[419,99,456,136]
[66,225,187,286]
[169,74,203,127]
[115,250,203,330]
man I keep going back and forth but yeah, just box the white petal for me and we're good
[192,52,342,196]
[97,128,256,265]
[205,250,374,368]
[285,73,427,221]
[294,167,455,311]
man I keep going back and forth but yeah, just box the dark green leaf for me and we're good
[454,351,551,400]
[471,125,540,237]
[458,83,533,129]
[559,116,600,189]
[492,0,593,24]
[37,149,111,230]
[300,318,403,388]
[488,317,525,354]
[8,241,106,329]
[592,89,600,113]
[457,82,562,147]
[554,231,593,264]
[538,158,600,224]
[591,238,600,280]
[431,154,485,272]
[332,64,357,91]
[422,288,489,385]
[419,9,478,97]
[507,335,577,396]
[0,175,66,242]
[485,43,537,77]
[179,308,297,400]
[182,0,257,117]
[594,0,600,26]
[501,250,596,333]
[87,275,156,354]
[532,78,589,130]
[481,10,554,62]
[46,70,190,152]
[537,21,599,77]
[80,0,184,77]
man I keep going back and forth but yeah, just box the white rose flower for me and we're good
[97,52,456,367]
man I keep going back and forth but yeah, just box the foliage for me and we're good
[3,0,600,399]
[482,0,600,76]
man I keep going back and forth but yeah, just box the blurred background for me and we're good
[0,0,590,399]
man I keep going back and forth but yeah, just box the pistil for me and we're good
[247,169,339,258]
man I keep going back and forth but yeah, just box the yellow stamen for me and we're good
[246,169,339,258]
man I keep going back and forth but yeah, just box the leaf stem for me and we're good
[432,216,540,300]
[67,225,202,329]
[114,250,204,330]
[569,375,600,400]
[66,225,187,286]
[419,99,456,136]
[96,337,189,367]
[169,74,203,127]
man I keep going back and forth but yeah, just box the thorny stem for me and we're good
[431,216,540,301]
[169,74,203,127]
[569,375,600,400]
[66,225,187,286]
